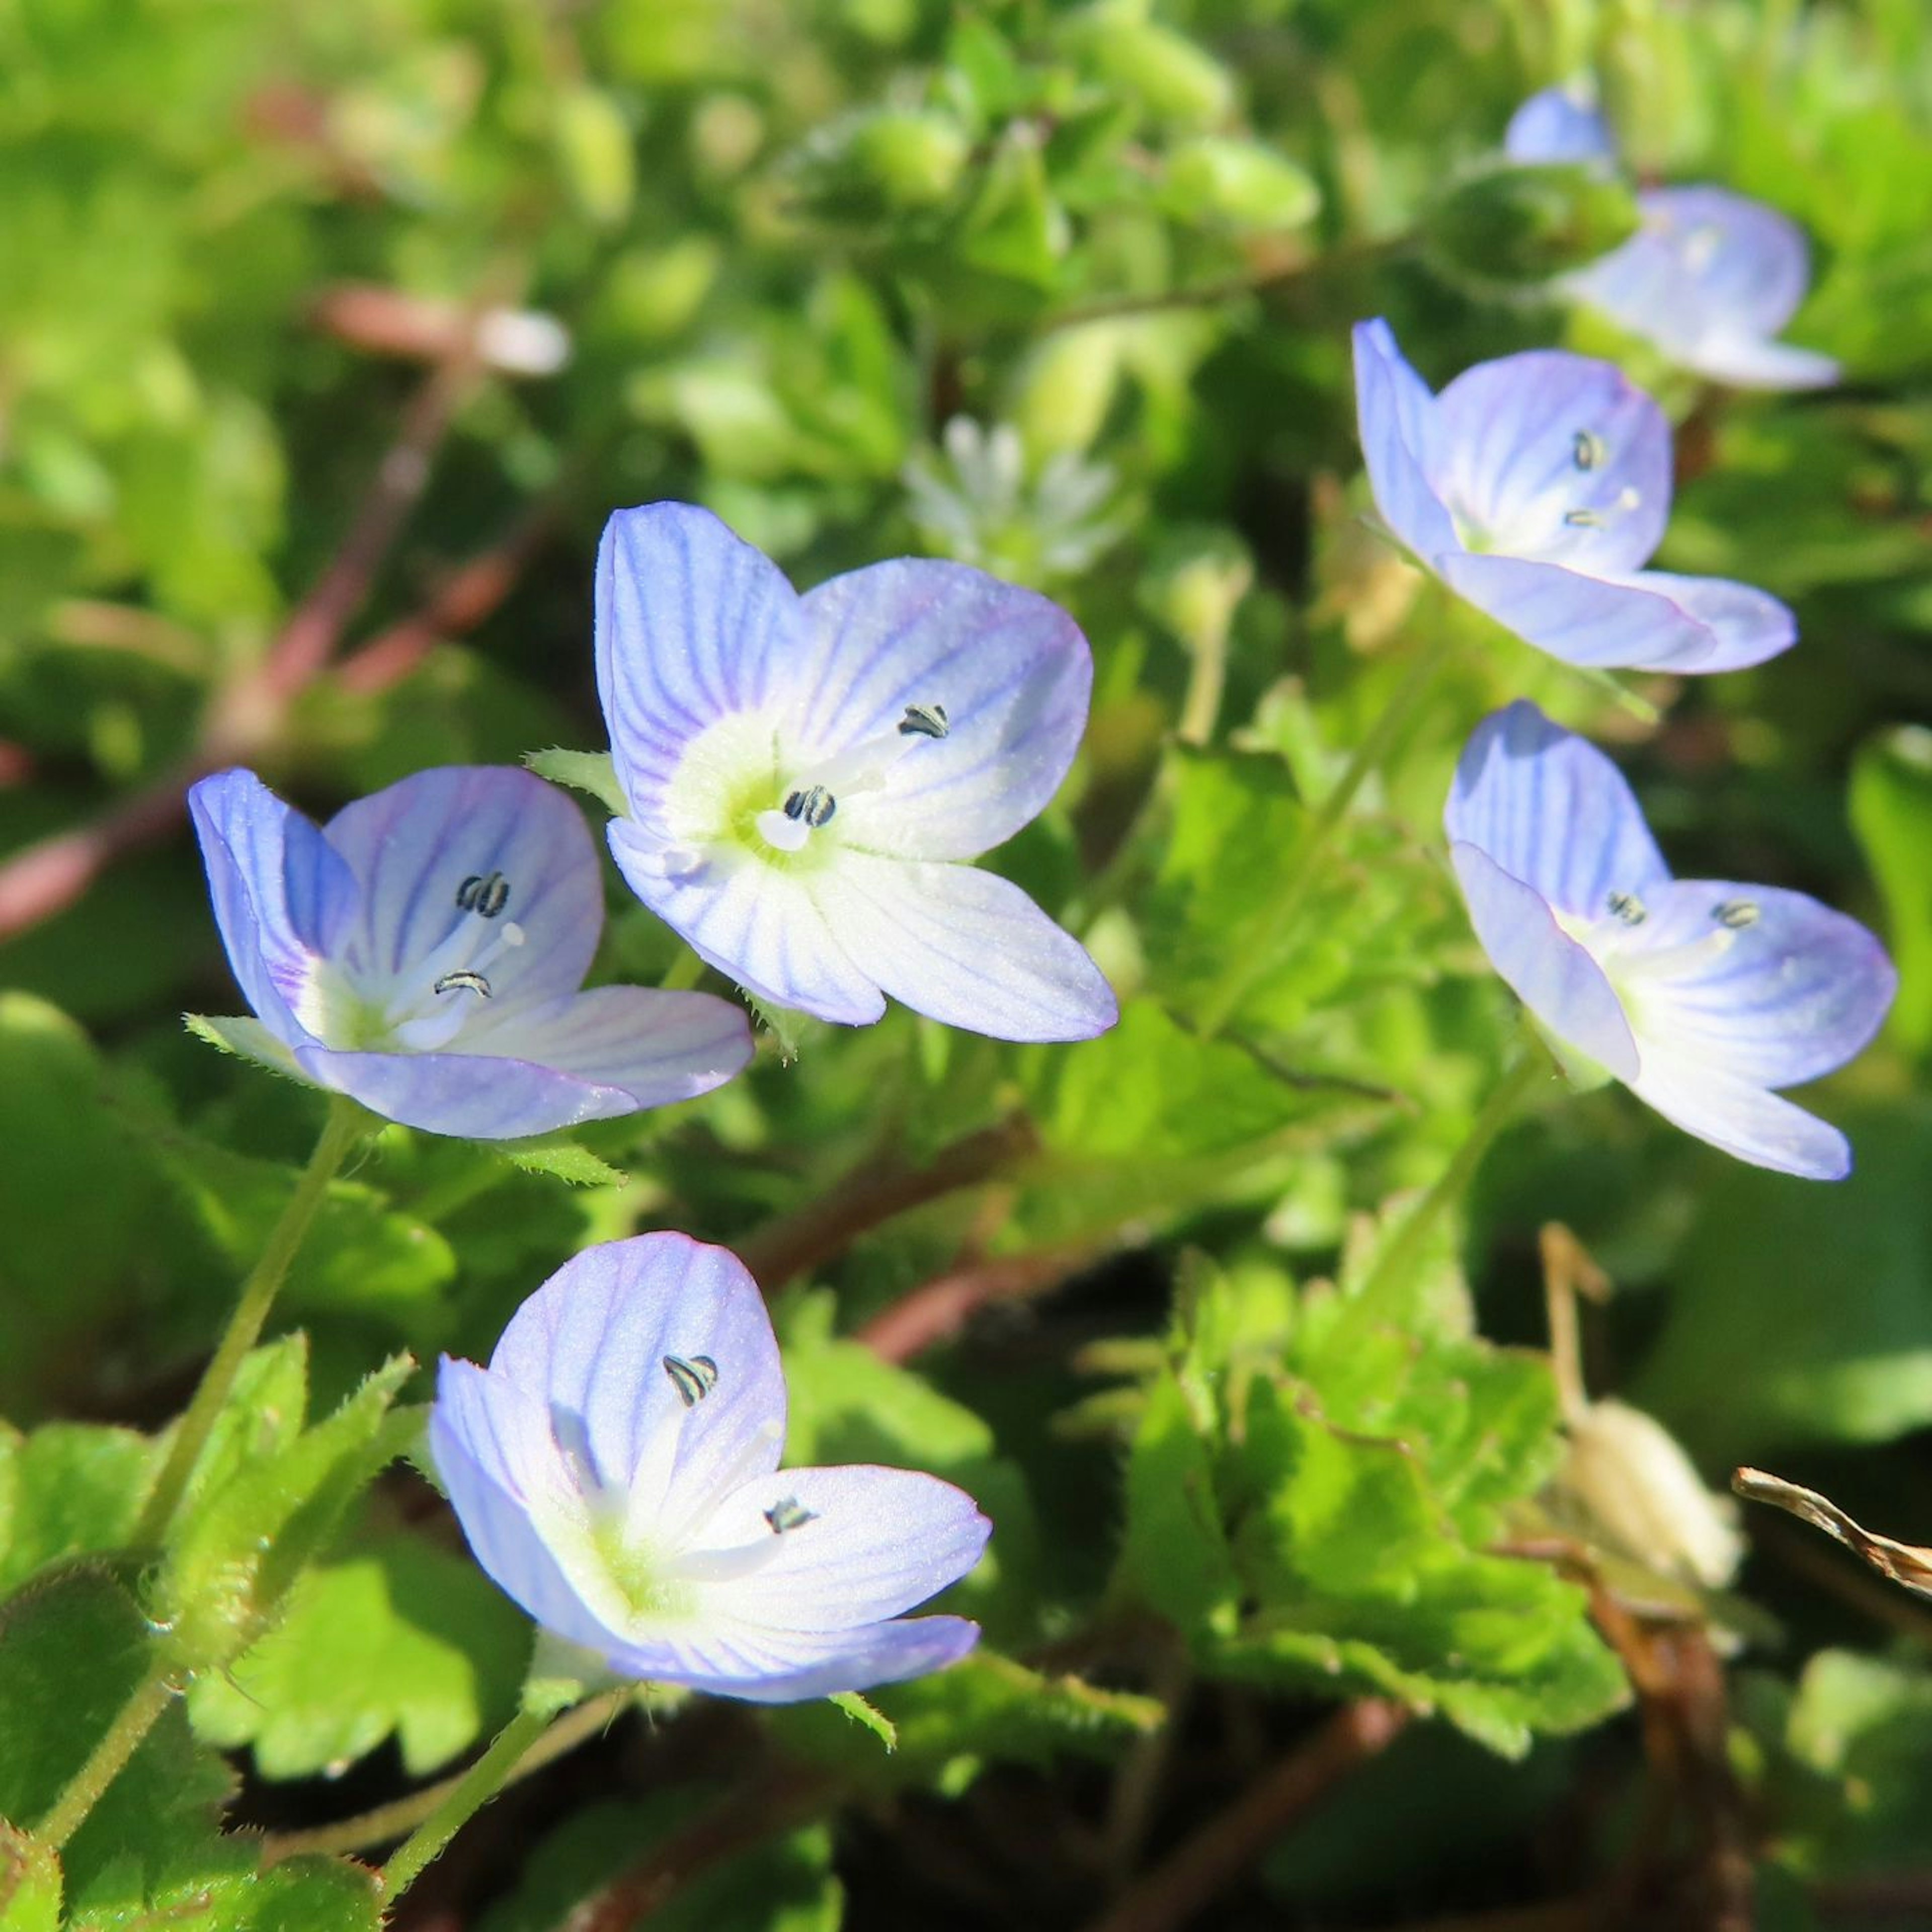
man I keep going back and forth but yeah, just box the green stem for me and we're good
[659,947,705,991]
[1197,630,1457,1040]
[380,1705,554,1902]
[133,1096,366,1547]
[36,1662,176,1849]
[1341,1045,1550,1337]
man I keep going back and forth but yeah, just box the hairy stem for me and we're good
[261,1689,633,1867]
[133,1097,368,1546]
[36,1663,177,1850]
[1196,628,1457,1040]
[1341,1046,1551,1337]
[380,1704,554,1903]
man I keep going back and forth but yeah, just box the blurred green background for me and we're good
[2,1,1930,1927]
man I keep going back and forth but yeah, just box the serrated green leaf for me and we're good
[522,748,629,819]
[0,1572,233,1908]
[494,1136,628,1187]
[1121,1370,1241,1637]
[826,1691,896,1751]
[67,1849,381,1932]
[0,1423,160,1599]
[188,1533,530,1780]
[161,1357,415,1669]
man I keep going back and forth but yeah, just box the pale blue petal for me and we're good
[605,1613,982,1705]
[608,819,887,1027]
[595,502,805,815]
[691,1466,990,1630]
[1430,351,1670,572]
[1671,334,1838,392]
[1566,187,1835,391]
[462,986,753,1108]
[1623,1060,1851,1180]
[1445,701,1669,920]
[792,560,1092,862]
[1436,552,1722,671]
[485,1235,785,1536]
[323,767,600,1012]
[291,1042,653,1140]
[1350,320,1461,561]
[431,1359,623,1658]
[188,768,356,1046]
[1449,844,1639,1081]
[1615,571,1795,671]
[1619,880,1896,1089]
[812,853,1117,1042]
[1503,86,1616,165]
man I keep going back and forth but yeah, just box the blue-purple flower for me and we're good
[430,1233,990,1702]
[594,502,1118,1041]
[1352,318,1796,673]
[1446,702,1895,1179]
[188,765,752,1139]
[1505,85,1838,391]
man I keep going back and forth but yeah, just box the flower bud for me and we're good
[786,107,972,225]
[1163,136,1319,232]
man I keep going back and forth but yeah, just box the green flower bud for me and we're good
[1062,9,1234,129]
[1163,136,1320,232]
[1426,160,1642,291]
[786,107,972,225]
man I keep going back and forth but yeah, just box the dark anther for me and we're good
[434,970,493,998]
[898,702,950,740]
[764,1497,818,1535]
[663,1354,720,1407]
[782,785,836,828]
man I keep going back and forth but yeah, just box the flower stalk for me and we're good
[132,1095,368,1547]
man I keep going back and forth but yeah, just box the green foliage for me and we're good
[1121,1246,1626,1758]
[188,1536,530,1779]
[1,0,1928,1919]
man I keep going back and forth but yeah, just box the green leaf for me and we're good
[161,1356,416,1671]
[1120,1369,1241,1638]
[67,1850,381,1932]
[771,1650,1163,1792]
[1852,725,1932,1052]
[188,1535,530,1780]
[478,1801,841,1932]
[0,1823,61,1932]
[826,1691,896,1752]
[0,1572,233,1909]
[0,1423,160,1599]
[522,748,630,819]
[0,996,178,1419]
[493,1135,629,1187]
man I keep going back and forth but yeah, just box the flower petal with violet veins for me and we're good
[324,767,602,1013]
[188,769,356,1046]
[792,559,1092,862]
[431,1360,628,1659]
[685,1465,991,1630]
[1617,881,1896,1090]
[1435,552,1733,672]
[1429,351,1670,572]
[1613,572,1795,672]
[1445,701,1668,921]
[812,853,1118,1042]
[462,986,752,1108]
[292,1042,662,1142]
[1351,320,1462,561]
[604,1614,982,1706]
[1448,845,1639,1082]
[1566,187,1836,392]
[485,1235,785,1538]
[596,503,805,813]
[1623,1059,1852,1181]
[609,821,887,1026]
[1503,86,1617,165]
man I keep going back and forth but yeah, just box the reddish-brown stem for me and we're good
[1076,1699,1410,1932]
[0,338,494,945]
[736,1116,1039,1295]
[559,1768,824,1932]
[854,1244,1099,1364]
